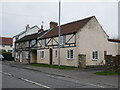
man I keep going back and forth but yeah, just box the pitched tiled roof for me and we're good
[41,16,94,39]
[0,37,13,45]
[13,25,40,38]
[15,30,48,43]
[108,39,120,43]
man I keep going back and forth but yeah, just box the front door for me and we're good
[20,52,22,62]
[50,48,53,64]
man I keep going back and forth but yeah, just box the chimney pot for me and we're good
[38,25,44,33]
[26,24,30,31]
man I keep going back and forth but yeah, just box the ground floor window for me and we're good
[16,52,18,58]
[26,51,29,59]
[67,50,73,59]
[40,51,44,59]
[55,50,58,57]
[92,50,98,60]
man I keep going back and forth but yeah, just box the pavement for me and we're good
[2,61,119,88]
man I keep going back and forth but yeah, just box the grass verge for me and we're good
[95,70,118,75]
[29,63,77,69]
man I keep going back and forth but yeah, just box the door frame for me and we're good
[49,48,53,64]
[20,52,23,62]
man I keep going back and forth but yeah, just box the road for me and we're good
[1,61,114,89]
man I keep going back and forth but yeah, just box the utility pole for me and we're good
[58,0,61,68]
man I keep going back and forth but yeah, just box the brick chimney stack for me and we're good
[50,21,58,29]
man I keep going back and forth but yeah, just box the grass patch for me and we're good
[95,70,118,75]
[29,63,77,69]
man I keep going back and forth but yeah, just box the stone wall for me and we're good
[105,55,120,73]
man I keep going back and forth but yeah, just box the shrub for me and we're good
[2,50,13,61]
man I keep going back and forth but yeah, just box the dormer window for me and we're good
[60,35,66,44]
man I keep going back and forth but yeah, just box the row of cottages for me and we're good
[12,25,40,57]
[14,16,119,67]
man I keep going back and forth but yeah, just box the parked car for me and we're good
[0,54,4,61]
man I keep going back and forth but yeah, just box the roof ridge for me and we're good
[41,16,95,39]
[0,37,12,39]
[60,16,95,27]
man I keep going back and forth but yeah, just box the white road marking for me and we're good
[47,75,63,79]
[47,74,105,88]
[0,71,12,76]
[1,71,105,88]
[86,83,105,88]
[21,78,52,89]
[0,71,54,90]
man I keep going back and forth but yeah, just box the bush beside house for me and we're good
[1,49,13,61]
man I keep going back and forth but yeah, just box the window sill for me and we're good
[92,59,98,61]
[40,58,44,60]
[67,58,73,60]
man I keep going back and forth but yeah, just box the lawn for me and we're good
[29,63,77,69]
[95,70,118,75]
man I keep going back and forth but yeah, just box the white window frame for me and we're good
[26,41,29,47]
[41,39,46,47]
[16,52,18,58]
[26,51,29,59]
[40,51,44,59]
[67,50,73,60]
[92,50,99,60]
[60,36,66,45]
[31,40,36,45]
[55,50,58,57]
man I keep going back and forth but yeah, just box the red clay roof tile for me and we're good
[0,37,13,45]
[41,16,94,39]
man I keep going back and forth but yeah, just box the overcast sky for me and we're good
[0,1,119,39]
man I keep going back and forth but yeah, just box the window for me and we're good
[16,43,19,48]
[60,36,66,44]
[2,45,5,47]
[67,50,73,59]
[40,51,44,59]
[16,52,18,58]
[26,41,29,47]
[41,39,46,47]
[26,51,29,59]
[55,50,58,57]
[92,50,98,60]
[31,40,36,45]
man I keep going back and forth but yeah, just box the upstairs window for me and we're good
[67,50,73,59]
[60,36,66,44]
[92,50,98,60]
[26,51,29,59]
[31,40,36,45]
[40,51,44,59]
[41,39,46,47]
[26,41,29,47]
[15,43,19,49]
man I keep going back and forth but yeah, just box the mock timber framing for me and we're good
[37,33,77,50]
